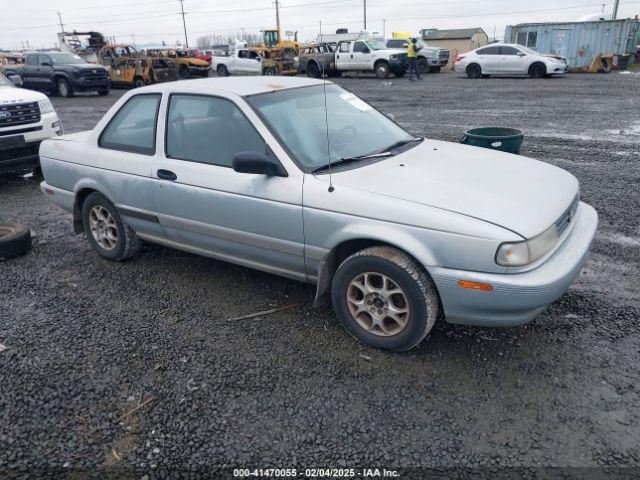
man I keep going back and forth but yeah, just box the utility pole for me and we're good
[363,0,367,30]
[274,0,281,29]
[612,0,621,19]
[382,19,386,38]
[56,10,65,33]
[131,34,135,45]
[178,0,189,48]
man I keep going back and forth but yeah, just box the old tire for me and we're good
[216,65,229,77]
[331,246,440,352]
[57,78,73,97]
[307,61,321,78]
[529,62,546,78]
[466,63,482,79]
[375,61,391,79]
[81,192,140,261]
[0,223,32,260]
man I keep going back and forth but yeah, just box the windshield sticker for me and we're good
[340,92,372,112]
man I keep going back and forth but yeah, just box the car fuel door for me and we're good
[151,93,306,280]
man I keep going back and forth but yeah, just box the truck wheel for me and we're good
[81,192,140,261]
[0,223,32,260]
[417,58,429,74]
[216,65,229,77]
[57,78,73,97]
[466,63,482,79]
[307,61,321,78]
[263,67,277,76]
[331,246,440,352]
[375,61,391,79]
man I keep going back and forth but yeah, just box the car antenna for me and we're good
[320,20,334,193]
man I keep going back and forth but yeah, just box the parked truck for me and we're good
[298,42,340,77]
[214,48,262,76]
[4,52,110,97]
[334,39,408,78]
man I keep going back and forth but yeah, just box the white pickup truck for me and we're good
[214,49,262,77]
[334,39,408,78]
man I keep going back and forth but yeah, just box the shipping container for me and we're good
[505,19,640,70]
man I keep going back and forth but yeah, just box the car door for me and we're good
[499,46,527,74]
[351,41,371,69]
[36,54,56,91]
[475,46,500,74]
[151,93,306,280]
[335,42,351,70]
[236,50,254,73]
[247,50,262,74]
[92,93,167,239]
[110,58,126,84]
[21,54,40,89]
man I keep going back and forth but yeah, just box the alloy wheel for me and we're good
[346,272,410,337]
[88,205,118,251]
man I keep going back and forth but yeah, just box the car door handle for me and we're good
[157,169,177,181]
[351,54,354,58]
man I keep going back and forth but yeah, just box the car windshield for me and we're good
[247,84,414,171]
[0,73,14,87]
[368,41,387,51]
[49,53,86,65]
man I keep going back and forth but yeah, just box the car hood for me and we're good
[328,139,579,239]
[67,63,107,71]
[0,86,46,103]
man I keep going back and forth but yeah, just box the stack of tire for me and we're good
[0,223,32,259]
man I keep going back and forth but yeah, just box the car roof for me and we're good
[140,76,326,97]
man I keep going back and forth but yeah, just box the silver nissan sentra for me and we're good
[39,77,598,351]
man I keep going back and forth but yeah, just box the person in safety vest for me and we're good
[407,38,422,81]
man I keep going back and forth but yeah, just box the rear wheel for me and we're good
[216,65,229,77]
[57,78,73,97]
[529,62,546,78]
[331,246,440,352]
[375,61,390,79]
[466,63,482,79]
[263,67,277,76]
[81,192,140,261]
[307,61,321,78]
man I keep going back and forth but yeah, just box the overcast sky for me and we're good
[2,0,639,50]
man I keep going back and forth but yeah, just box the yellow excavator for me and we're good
[256,29,301,76]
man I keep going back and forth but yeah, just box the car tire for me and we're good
[466,63,482,79]
[263,67,277,76]
[529,62,546,78]
[0,223,32,260]
[216,65,229,77]
[81,192,140,261]
[331,246,440,352]
[307,61,321,78]
[57,78,73,97]
[375,61,391,79]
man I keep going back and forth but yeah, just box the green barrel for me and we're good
[460,127,524,155]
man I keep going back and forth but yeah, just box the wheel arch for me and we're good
[529,61,547,75]
[72,181,114,234]
[312,234,439,307]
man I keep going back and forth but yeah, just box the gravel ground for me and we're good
[1,72,639,478]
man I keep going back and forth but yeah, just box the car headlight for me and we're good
[38,99,55,115]
[496,224,559,267]
[390,54,398,60]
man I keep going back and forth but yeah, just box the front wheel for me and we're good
[57,78,73,97]
[82,192,141,261]
[306,61,321,78]
[529,62,546,78]
[216,65,229,77]
[375,62,390,79]
[263,67,277,76]
[331,246,440,352]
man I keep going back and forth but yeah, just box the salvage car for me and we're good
[109,57,178,88]
[454,44,568,78]
[0,72,62,174]
[38,77,597,351]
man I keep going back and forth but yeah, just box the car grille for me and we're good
[0,141,40,163]
[0,102,41,128]
[555,195,580,236]
[77,69,108,81]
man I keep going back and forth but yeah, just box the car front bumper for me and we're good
[0,112,62,173]
[429,202,598,327]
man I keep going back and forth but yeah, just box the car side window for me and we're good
[353,41,368,53]
[26,54,38,66]
[339,43,350,53]
[500,46,520,55]
[477,46,500,55]
[166,94,266,168]
[99,94,161,155]
[40,54,52,66]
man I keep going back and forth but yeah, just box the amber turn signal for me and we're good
[457,280,493,292]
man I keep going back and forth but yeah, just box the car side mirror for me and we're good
[363,48,371,54]
[41,61,53,67]
[232,151,287,177]
[518,53,526,57]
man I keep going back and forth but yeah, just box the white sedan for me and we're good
[454,44,569,79]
